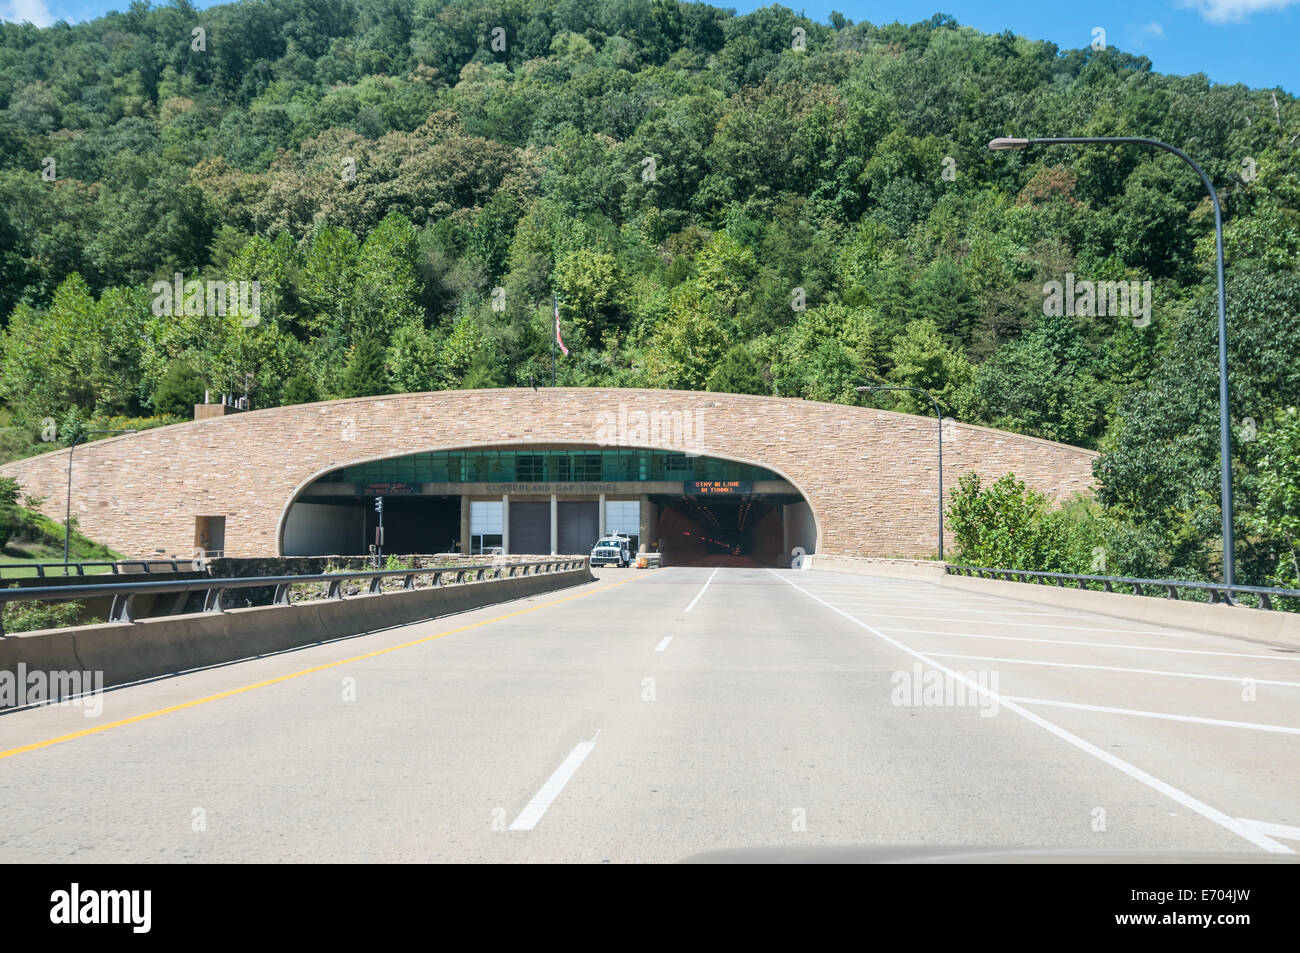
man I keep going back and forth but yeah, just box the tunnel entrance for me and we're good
[283,494,461,556]
[280,447,817,563]
[651,492,807,568]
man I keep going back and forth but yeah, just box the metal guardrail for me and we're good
[0,558,586,635]
[0,559,191,578]
[944,564,1300,610]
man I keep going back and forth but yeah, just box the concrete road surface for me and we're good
[1,567,1297,862]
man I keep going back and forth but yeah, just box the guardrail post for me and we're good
[1260,592,1273,610]
[327,579,342,599]
[402,574,415,590]
[1165,585,1179,600]
[475,569,485,581]
[274,584,292,605]
[431,572,442,588]
[203,588,224,612]
[109,592,135,622]
[368,576,384,594]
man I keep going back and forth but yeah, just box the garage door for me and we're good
[509,502,550,555]
[558,501,599,555]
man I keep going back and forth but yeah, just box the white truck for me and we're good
[589,535,632,568]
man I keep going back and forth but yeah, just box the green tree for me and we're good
[885,319,974,417]
[1248,407,1300,594]
[337,338,390,399]
[280,371,321,406]
[151,361,204,417]
[707,344,767,395]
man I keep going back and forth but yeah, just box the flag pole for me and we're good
[551,293,557,387]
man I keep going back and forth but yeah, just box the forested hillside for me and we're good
[1,1,1298,586]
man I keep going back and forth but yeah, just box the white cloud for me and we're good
[1182,0,1300,22]
[1141,21,1166,38]
[1,0,55,28]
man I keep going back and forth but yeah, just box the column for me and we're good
[502,494,510,555]
[639,494,651,553]
[459,496,470,555]
[549,493,558,555]
[598,493,606,537]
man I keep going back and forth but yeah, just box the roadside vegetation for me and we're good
[0,3,1296,586]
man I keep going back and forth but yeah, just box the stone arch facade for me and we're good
[0,388,1095,559]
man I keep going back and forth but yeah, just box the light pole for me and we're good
[65,429,135,567]
[857,385,945,561]
[989,135,1236,588]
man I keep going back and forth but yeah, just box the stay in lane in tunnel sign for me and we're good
[685,480,752,495]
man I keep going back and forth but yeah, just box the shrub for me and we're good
[947,471,1103,574]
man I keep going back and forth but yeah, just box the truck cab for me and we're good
[590,535,632,568]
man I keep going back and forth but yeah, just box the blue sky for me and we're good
[2,0,1296,94]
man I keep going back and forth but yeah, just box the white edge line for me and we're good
[508,741,596,831]
[684,567,721,613]
[885,629,1299,661]
[852,613,1186,636]
[926,653,1300,688]
[1003,696,1300,735]
[1237,818,1300,841]
[654,636,672,652]
[764,568,1294,855]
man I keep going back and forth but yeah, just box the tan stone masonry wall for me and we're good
[0,388,1096,559]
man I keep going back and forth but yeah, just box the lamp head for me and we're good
[988,137,1030,151]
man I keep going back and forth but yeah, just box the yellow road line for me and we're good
[0,575,641,762]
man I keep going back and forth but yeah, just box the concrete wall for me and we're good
[282,502,362,556]
[0,565,594,701]
[784,501,817,555]
[0,388,1096,560]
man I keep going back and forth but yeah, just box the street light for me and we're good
[857,385,945,561]
[65,429,136,567]
[988,135,1236,588]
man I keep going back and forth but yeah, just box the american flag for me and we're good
[554,298,569,356]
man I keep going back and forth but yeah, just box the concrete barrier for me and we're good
[1,566,593,700]
[813,558,1300,650]
[806,555,947,583]
[936,574,1300,650]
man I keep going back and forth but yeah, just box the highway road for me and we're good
[1,566,1298,862]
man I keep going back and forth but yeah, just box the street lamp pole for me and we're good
[64,429,136,567]
[857,385,945,561]
[989,135,1236,588]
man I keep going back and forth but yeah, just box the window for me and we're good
[517,454,544,482]
[470,501,504,554]
[605,500,639,552]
